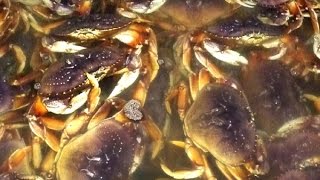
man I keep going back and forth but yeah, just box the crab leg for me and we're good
[193,48,225,79]
[141,113,164,159]
[189,68,211,100]
[286,1,303,33]
[41,150,56,173]
[109,69,140,98]
[32,137,42,169]
[304,0,320,59]
[181,36,193,74]
[225,0,256,7]
[160,140,214,179]
[113,100,163,158]
[86,73,101,114]
[87,97,126,129]
[147,28,160,82]
[165,82,189,120]
[216,160,248,180]
[28,119,60,152]
[303,94,320,112]
[0,146,31,173]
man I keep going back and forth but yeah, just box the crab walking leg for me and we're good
[113,100,164,158]
[147,28,160,82]
[160,140,211,179]
[285,1,303,33]
[108,69,140,98]
[0,146,31,172]
[215,160,249,180]
[182,36,193,74]
[141,113,164,159]
[193,48,225,79]
[32,137,42,169]
[303,94,320,112]
[41,150,56,173]
[132,52,159,106]
[165,82,189,120]
[305,0,319,34]
[196,39,248,66]
[261,37,288,60]
[86,73,101,114]
[28,119,60,152]
[10,44,26,74]
[132,80,149,106]
[60,98,126,151]
[305,0,320,59]
[39,117,65,131]
[87,97,126,130]
[189,68,212,101]
[0,44,27,74]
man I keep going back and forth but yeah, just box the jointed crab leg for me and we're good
[160,140,216,179]
[189,68,212,100]
[0,146,31,173]
[165,82,189,120]
[113,99,164,158]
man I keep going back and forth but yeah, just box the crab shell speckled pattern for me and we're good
[56,118,146,180]
[184,83,256,166]
[39,46,132,99]
[0,80,12,114]
[241,60,310,133]
[207,16,287,42]
[51,13,133,40]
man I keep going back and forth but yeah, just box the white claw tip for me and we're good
[313,33,320,59]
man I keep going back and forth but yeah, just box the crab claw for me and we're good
[42,37,86,53]
[226,0,256,8]
[126,0,166,14]
[108,69,140,98]
[202,40,248,66]
[313,33,320,59]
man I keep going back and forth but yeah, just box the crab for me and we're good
[265,117,320,178]
[119,0,302,80]
[13,0,92,16]
[35,10,159,100]
[52,98,163,180]
[234,0,320,59]
[17,95,163,179]
[162,60,270,179]
[239,51,320,177]
[241,52,311,134]
[24,44,149,152]
[0,131,33,178]
[0,0,28,74]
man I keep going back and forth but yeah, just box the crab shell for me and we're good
[56,118,146,180]
[184,83,256,166]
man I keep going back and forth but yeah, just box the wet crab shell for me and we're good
[50,13,133,40]
[151,0,237,30]
[56,118,146,180]
[268,130,320,173]
[206,14,287,44]
[241,60,310,133]
[258,0,289,6]
[39,46,133,99]
[184,83,256,166]
[0,80,12,114]
[0,0,20,45]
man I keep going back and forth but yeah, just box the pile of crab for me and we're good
[1,0,320,179]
